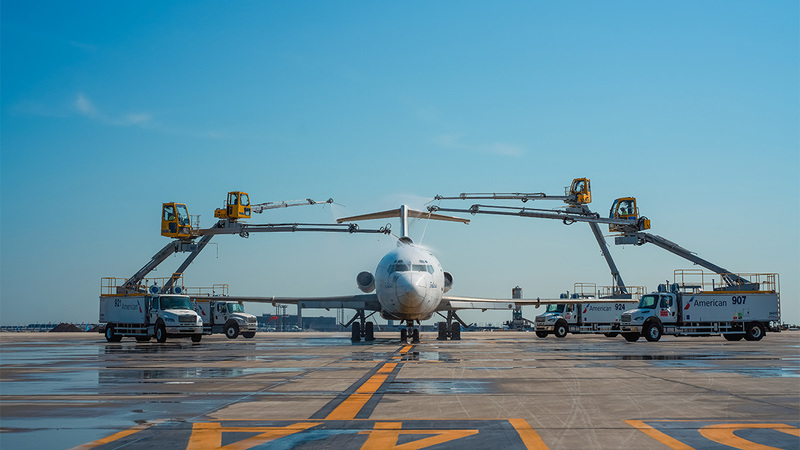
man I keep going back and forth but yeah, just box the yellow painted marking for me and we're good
[359,422,479,449]
[325,393,373,420]
[378,362,397,373]
[626,420,695,450]
[698,423,800,450]
[392,356,402,359]
[325,359,399,420]
[357,374,389,394]
[71,425,149,449]
[508,418,549,449]
[374,422,402,430]
[186,421,318,449]
[399,345,412,354]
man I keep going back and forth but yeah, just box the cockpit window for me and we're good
[412,264,427,272]
[394,263,410,272]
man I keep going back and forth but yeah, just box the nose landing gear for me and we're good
[400,321,420,343]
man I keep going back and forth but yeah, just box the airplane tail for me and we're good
[337,205,468,238]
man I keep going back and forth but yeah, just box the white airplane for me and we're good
[236,205,554,343]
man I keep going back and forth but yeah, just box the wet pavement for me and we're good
[0,331,798,449]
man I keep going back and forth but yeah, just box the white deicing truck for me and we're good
[619,270,781,342]
[194,299,257,339]
[534,284,643,338]
[100,292,203,343]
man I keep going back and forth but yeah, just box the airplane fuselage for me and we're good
[374,243,445,322]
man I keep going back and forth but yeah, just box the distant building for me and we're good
[258,314,340,331]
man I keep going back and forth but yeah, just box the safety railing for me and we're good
[573,282,597,298]
[598,285,647,299]
[184,284,229,297]
[673,269,779,294]
[100,275,185,296]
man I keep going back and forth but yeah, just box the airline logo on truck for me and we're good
[684,296,728,310]
[115,299,142,313]
[583,305,613,314]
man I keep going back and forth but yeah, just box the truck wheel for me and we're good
[623,332,640,342]
[191,334,202,343]
[156,322,167,343]
[603,332,619,338]
[723,334,744,341]
[225,321,240,339]
[554,321,568,338]
[644,322,662,342]
[105,325,122,343]
[744,322,765,341]
[242,332,255,339]
[535,331,548,338]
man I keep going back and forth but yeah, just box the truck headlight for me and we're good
[546,317,555,322]
[633,317,642,322]
[166,317,176,323]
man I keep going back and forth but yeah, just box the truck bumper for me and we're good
[166,325,203,335]
[535,325,554,332]
[621,325,640,333]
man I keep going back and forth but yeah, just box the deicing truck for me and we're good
[620,271,781,342]
[194,299,257,339]
[100,292,203,343]
[534,284,642,338]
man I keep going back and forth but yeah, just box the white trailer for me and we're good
[620,271,781,342]
[194,299,257,339]
[100,293,203,343]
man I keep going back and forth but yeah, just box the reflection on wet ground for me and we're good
[1,332,798,450]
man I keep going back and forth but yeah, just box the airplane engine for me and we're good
[443,272,453,293]
[356,271,375,293]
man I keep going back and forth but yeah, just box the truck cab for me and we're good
[147,294,204,342]
[534,302,576,338]
[195,300,257,339]
[620,292,677,342]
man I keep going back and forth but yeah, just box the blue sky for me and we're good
[2,1,798,326]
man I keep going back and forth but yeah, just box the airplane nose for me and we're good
[395,273,428,308]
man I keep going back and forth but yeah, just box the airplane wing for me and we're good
[192,294,382,312]
[439,296,636,311]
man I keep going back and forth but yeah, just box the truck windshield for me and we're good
[546,304,565,313]
[160,296,192,310]
[227,303,244,313]
[638,294,658,309]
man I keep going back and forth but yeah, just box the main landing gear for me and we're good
[347,309,375,343]
[436,311,467,341]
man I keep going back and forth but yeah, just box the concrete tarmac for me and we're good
[1,331,798,449]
